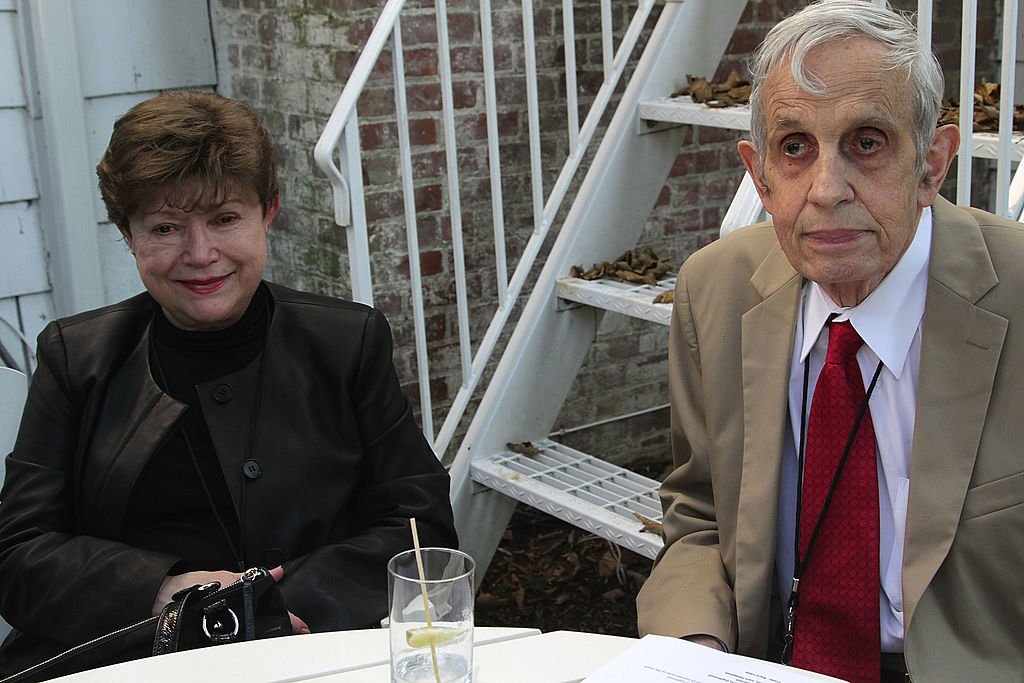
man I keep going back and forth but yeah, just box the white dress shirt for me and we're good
[775,207,932,654]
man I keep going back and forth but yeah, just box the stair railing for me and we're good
[314,0,657,460]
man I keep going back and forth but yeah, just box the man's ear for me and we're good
[737,140,770,199]
[918,124,959,205]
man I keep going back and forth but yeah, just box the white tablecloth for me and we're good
[48,627,637,682]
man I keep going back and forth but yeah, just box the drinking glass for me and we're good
[388,547,475,683]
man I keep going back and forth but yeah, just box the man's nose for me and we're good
[806,149,855,207]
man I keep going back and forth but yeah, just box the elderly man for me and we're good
[637,2,1024,682]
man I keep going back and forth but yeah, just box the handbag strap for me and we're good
[152,581,212,656]
[0,616,157,683]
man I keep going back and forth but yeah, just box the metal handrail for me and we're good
[313,0,407,303]
[314,0,657,459]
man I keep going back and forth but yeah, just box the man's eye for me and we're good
[782,141,806,157]
[216,214,239,225]
[857,137,881,152]
[154,224,175,234]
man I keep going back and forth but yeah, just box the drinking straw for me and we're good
[410,518,442,683]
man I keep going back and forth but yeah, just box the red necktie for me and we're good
[791,320,880,683]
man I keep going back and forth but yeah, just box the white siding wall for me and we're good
[74,0,218,304]
[0,0,216,374]
[0,0,50,374]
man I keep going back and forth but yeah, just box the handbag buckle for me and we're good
[201,600,240,643]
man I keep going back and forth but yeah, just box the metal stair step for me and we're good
[470,439,664,560]
[556,276,674,326]
[638,96,1024,161]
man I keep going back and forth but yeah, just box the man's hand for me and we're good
[151,570,242,616]
[684,634,728,652]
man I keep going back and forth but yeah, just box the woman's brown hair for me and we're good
[96,90,279,232]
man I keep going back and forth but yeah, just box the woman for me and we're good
[0,91,457,675]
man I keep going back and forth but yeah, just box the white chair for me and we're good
[0,366,28,642]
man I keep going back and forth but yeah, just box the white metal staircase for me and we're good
[315,0,1024,574]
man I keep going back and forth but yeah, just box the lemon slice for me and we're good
[405,626,466,648]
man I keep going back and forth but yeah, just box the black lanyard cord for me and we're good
[151,334,269,573]
[782,356,883,664]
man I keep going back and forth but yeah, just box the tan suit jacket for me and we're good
[638,197,1024,681]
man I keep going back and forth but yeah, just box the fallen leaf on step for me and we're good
[634,512,663,535]
[671,70,751,107]
[570,249,677,288]
[937,80,1024,132]
[507,441,541,457]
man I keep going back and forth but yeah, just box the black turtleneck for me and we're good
[122,285,270,572]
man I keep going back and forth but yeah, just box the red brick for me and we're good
[696,126,744,145]
[404,47,439,78]
[359,121,396,150]
[363,191,402,222]
[402,14,441,47]
[359,85,396,118]
[446,13,477,42]
[451,46,483,73]
[406,117,437,146]
[451,81,478,109]
[654,185,671,209]
[412,150,447,177]
[346,18,375,45]
[415,184,443,212]
[407,83,442,111]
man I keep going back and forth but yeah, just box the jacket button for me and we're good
[212,384,233,403]
[242,459,262,479]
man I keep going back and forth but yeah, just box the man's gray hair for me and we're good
[748,0,944,174]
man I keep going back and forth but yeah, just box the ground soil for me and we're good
[474,455,672,638]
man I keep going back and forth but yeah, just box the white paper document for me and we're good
[582,634,848,683]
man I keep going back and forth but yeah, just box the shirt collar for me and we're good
[799,206,931,378]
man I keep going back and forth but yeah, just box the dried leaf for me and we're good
[571,249,676,289]
[687,76,714,103]
[506,441,541,457]
[513,585,526,610]
[939,80,1024,132]
[652,290,674,305]
[674,72,751,107]
[602,588,627,602]
[614,269,647,284]
[634,512,663,535]
[597,551,619,579]
[475,592,507,608]
[719,68,746,91]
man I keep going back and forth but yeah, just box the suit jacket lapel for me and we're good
[902,197,1006,625]
[735,242,802,650]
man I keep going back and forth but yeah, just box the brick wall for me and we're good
[210,0,1002,468]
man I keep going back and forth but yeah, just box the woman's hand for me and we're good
[269,565,310,634]
[152,566,309,635]
[151,570,242,616]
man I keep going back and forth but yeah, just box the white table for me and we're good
[49,627,637,682]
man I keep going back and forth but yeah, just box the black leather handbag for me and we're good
[1,566,292,683]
